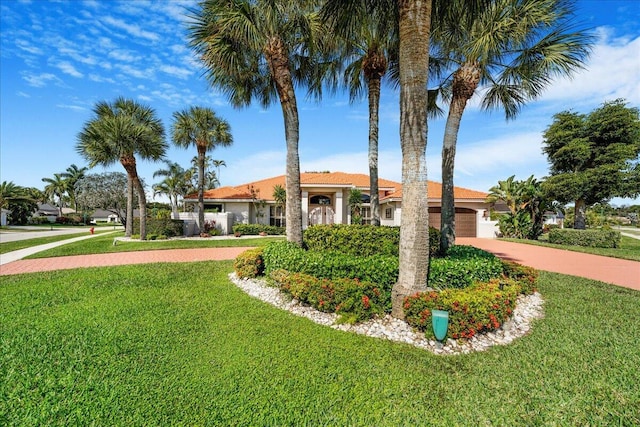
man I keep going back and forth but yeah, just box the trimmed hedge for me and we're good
[262,241,399,289]
[548,228,621,248]
[269,269,388,323]
[232,224,286,235]
[429,246,505,289]
[133,218,184,238]
[234,247,264,279]
[303,224,441,257]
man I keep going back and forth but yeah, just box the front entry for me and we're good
[309,206,335,225]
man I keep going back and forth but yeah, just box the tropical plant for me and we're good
[542,99,640,229]
[41,173,68,216]
[171,106,233,234]
[60,163,88,212]
[429,0,594,253]
[348,188,363,225]
[212,160,226,186]
[153,161,191,214]
[76,97,167,239]
[331,6,398,226]
[188,0,338,246]
[1,181,26,210]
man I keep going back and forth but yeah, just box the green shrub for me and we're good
[133,218,184,237]
[548,228,621,248]
[501,260,538,294]
[262,241,398,289]
[428,245,504,289]
[232,224,285,235]
[269,269,388,323]
[404,280,521,340]
[234,247,265,279]
[303,224,440,257]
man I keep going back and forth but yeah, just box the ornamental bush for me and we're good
[269,269,388,323]
[548,228,621,248]
[428,246,504,289]
[262,241,398,289]
[403,279,522,340]
[234,247,264,279]
[232,224,285,235]
[303,224,441,257]
[133,218,184,238]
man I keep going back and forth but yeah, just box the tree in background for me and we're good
[76,172,131,226]
[542,99,640,229]
[1,181,38,225]
[41,173,68,217]
[60,164,88,212]
[188,0,338,247]
[212,160,226,186]
[171,106,232,234]
[77,97,167,239]
[348,188,363,224]
[272,184,286,225]
[152,160,191,215]
[429,0,593,254]
[329,5,398,226]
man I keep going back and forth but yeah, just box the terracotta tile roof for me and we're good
[381,181,488,201]
[185,172,487,201]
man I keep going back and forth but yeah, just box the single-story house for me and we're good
[184,171,497,238]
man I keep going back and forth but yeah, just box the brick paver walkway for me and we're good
[1,239,638,292]
[0,247,252,276]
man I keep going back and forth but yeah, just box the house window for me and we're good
[270,205,286,227]
[360,193,370,203]
[360,207,372,225]
[310,195,331,205]
[385,207,393,219]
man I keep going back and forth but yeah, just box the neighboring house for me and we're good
[184,171,497,238]
[33,203,60,222]
[1,208,9,226]
[91,209,140,224]
[543,211,565,228]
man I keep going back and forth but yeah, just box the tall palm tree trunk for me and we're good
[574,198,586,229]
[391,0,432,319]
[368,76,381,226]
[125,176,134,237]
[197,147,206,234]
[266,36,303,247]
[440,63,480,254]
[122,155,147,240]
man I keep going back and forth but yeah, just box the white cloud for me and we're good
[102,16,160,42]
[22,72,59,87]
[108,50,139,62]
[55,61,83,78]
[537,30,640,106]
[159,64,192,79]
[56,104,87,112]
[15,39,42,55]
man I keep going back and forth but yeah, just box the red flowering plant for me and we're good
[403,280,521,340]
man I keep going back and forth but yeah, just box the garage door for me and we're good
[428,207,477,238]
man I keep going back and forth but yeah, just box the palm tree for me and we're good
[212,160,226,186]
[153,160,190,215]
[0,181,27,210]
[188,0,338,246]
[171,106,232,234]
[429,0,593,254]
[76,97,167,239]
[41,173,67,216]
[60,163,88,212]
[334,7,398,226]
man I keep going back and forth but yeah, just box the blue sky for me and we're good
[1,0,639,206]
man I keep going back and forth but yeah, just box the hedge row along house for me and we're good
[183,171,498,238]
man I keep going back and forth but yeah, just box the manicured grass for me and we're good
[502,235,640,261]
[1,262,638,426]
[0,231,113,255]
[23,232,284,258]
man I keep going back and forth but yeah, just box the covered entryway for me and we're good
[308,194,335,225]
[428,207,477,237]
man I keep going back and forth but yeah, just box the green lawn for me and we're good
[0,231,116,255]
[16,232,284,258]
[1,261,638,426]
[502,235,640,261]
